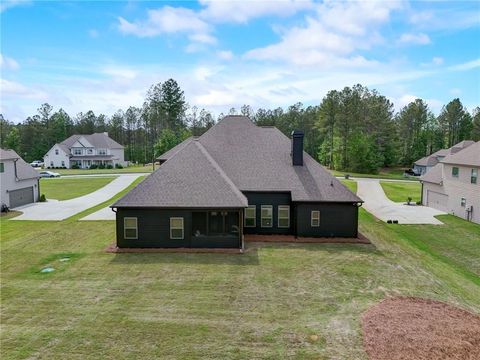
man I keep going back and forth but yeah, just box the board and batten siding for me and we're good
[116,208,242,248]
[242,192,292,235]
[296,203,359,237]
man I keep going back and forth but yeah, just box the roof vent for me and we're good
[291,130,304,166]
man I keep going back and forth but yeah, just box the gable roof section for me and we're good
[414,154,440,167]
[413,140,475,166]
[156,137,193,162]
[420,163,443,184]
[113,140,248,208]
[0,149,39,180]
[441,141,480,167]
[61,133,123,149]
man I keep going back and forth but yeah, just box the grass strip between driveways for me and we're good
[380,181,422,203]
[40,176,117,200]
[54,165,153,175]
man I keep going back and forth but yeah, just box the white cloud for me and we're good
[0,53,20,70]
[448,58,480,71]
[396,94,442,112]
[398,32,431,45]
[88,29,99,38]
[450,88,461,96]
[199,0,312,24]
[0,78,47,99]
[432,57,443,65]
[217,50,234,61]
[0,0,31,13]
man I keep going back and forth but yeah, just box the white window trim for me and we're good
[278,205,290,228]
[244,205,256,227]
[124,217,138,239]
[311,211,320,227]
[471,168,478,184]
[261,205,273,228]
[170,217,184,239]
[452,167,459,178]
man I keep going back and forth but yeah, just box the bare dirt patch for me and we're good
[362,297,480,360]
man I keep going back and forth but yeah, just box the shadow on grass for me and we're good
[247,241,380,254]
[109,249,260,265]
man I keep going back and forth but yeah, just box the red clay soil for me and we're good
[362,297,480,360]
[245,233,370,244]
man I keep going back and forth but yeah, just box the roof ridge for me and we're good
[193,141,247,206]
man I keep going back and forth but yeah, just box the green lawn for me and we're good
[380,181,422,203]
[54,165,153,175]
[1,204,479,358]
[340,179,357,193]
[330,167,418,181]
[40,177,117,200]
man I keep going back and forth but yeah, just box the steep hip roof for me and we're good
[441,141,480,167]
[115,116,361,208]
[61,133,124,149]
[0,148,39,180]
[420,163,443,184]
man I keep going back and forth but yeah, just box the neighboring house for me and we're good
[44,132,126,169]
[421,141,480,224]
[0,149,40,208]
[413,140,475,175]
[111,116,363,250]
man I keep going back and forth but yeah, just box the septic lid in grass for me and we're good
[40,267,55,273]
[59,257,70,262]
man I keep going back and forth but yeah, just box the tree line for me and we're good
[1,80,479,173]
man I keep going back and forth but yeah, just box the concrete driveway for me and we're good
[356,179,445,225]
[12,174,142,221]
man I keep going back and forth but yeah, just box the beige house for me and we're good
[421,141,480,224]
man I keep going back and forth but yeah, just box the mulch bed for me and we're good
[105,243,243,254]
[245,232,370,244]
[362,297,480,360]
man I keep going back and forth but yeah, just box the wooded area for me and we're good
[1,80,479,173]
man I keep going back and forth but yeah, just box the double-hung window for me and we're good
[461,198,466,207]
[471,169,478,184]
[0,163,4,173]
[244,205,256,227]
[73,148,82,155]
[55,149,59,155]
[311,211,320,227]
[278,205,290,228]
[170,217,184,239]
[124,217,138,239]
[452,167,459,178]
[261,205,273,227]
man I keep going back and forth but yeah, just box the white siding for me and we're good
[0,159,39,208]
[43,144,70,168]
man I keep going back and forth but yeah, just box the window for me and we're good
[244,206,256,227]
[261,205,273,227]
[170,217,184,239]
[73,148,82,155]
[471,169,478,184]
[0,163,4,173]
[98,149,107,155]
[461,198,466,207]
[124,217,138,239]
[452,167,459,178]
[278,205,290,228]
[311,211,320,227]
[61,161,65,167]
[87,149,93,154]
[50,161,53,167]
[55,149,59,155]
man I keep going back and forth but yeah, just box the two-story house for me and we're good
[421,141,480,224]
[1,149,40,208]
[44,133,126,169]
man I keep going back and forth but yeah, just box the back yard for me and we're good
[1,204,479,359]
[40,176,117,200]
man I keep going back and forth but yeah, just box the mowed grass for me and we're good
[40,177,117,200]
[380,181,422,203]
[54,165,153,175]
[1,199,479,357]
[330,167,418,181]
[340,179,357,193]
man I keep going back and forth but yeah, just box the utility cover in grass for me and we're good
[59,257,70,262]
[40,267,55,273]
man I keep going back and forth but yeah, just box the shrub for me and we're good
[71,164,80,169]
[39,194,46,202]
[106,164,113,169]
[98,163,105,169]
[115,163,123,169]
[89,164,98,169]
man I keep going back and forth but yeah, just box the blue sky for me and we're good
[1,0,479,123]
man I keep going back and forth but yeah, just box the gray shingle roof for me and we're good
[114,116,361,208]
[61,133,123,149]
[441,141,480,167]
[420,163,443,184]
[0,149,40,180]
[156,137,193,162]
[413,140,474,166]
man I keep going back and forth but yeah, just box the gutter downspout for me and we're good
[420,181,424,205]
[13,159,19,181]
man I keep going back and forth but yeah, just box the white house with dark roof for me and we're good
[0,149,40,208]
[421,141,480,224]
[44,132,126,169]
[112,116,363,250]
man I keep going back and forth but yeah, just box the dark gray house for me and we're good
[111,116,362,249]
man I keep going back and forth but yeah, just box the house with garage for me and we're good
[111,116,363,250]
[0,149,40,209]
[413,140,474,175]
[44,132,126,169]
[421,141,480,224]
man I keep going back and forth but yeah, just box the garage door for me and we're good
[9,187,34,208]
[427,190,448,212]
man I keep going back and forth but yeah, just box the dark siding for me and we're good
[296,203,358,237]
[243,192,293,235]
[116,208,241,248]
